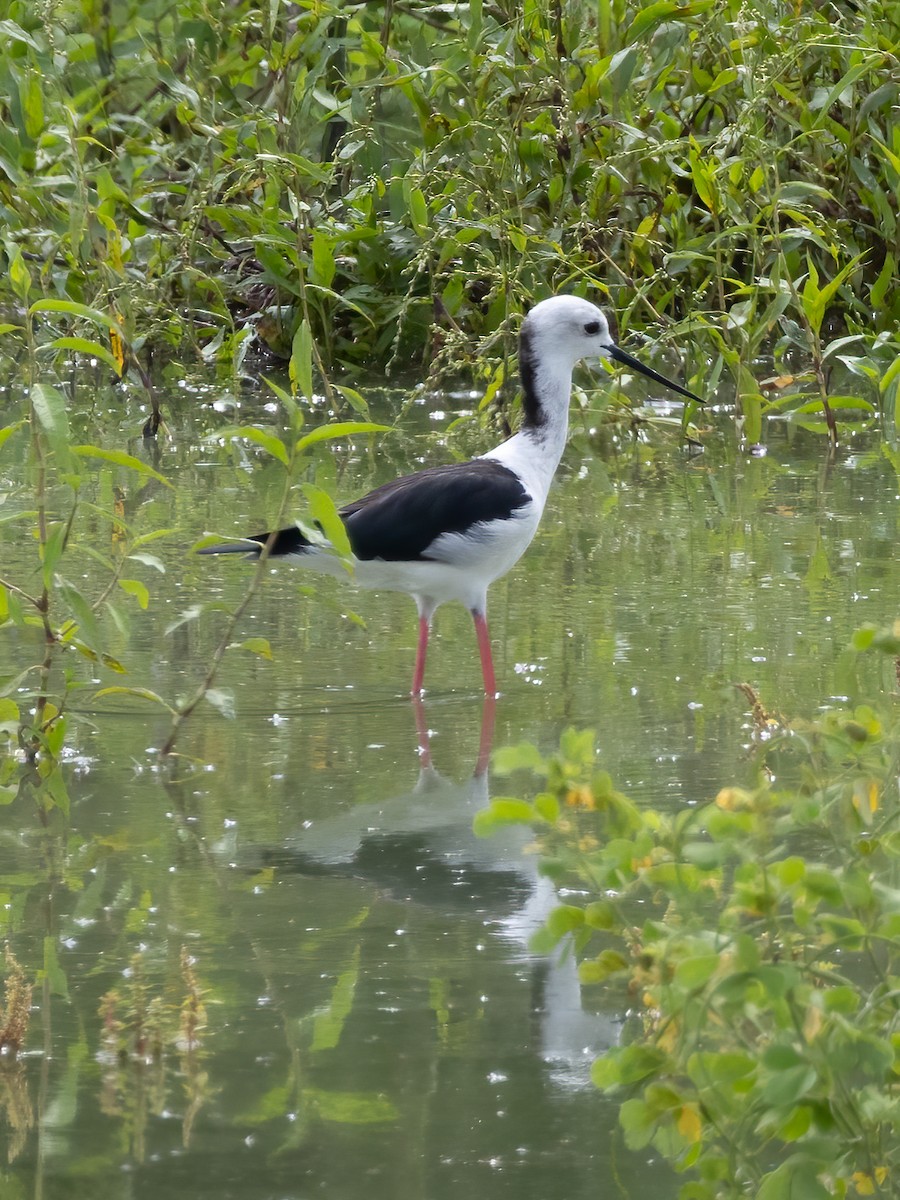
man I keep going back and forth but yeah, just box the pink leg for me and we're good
[411,615,430,696]
[472,610,497,697]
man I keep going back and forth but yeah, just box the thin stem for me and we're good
[159,464,297,761]
[0,575,43,610]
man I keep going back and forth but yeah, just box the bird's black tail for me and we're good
[197,526,311,557]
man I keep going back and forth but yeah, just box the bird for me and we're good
[199,295,702,696]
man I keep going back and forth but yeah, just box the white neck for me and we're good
[481,358,574,508]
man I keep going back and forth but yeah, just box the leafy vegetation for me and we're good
[478,625,900,1200]
[1,0,899,437]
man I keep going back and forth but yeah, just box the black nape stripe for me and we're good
[518,324,546,430]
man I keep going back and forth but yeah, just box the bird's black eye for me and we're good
[584,320,601,335]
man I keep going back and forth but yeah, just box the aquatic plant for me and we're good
[478,625,900,1199]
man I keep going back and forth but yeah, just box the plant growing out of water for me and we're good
[0,265,387,785]
[477,625,900,1200]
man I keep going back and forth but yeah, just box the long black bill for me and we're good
[609,345,703,404]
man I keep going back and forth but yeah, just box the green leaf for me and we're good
[689,136,717,213]
[234,637,273,660]
[311,230,336,288]
[290,319,313,400]
[229,426,290,467]
[45,336,123,376]
[687,1050,756,1086]
[334,385,370,416]
[21,70,44,139]
[29,299,125,337]
[41,523,69,588]
[584,900,617,930]
[92,686,175,713]
[0,419,26,453]
[118,579,150,609]
[492,741,548,775]
[533,791,560,822]
[870,252,896,309]
[810,58,880,130]
[579,948,629,982]
[295,421,390,452]
[473,798,535,836]
[627,0,714,40]
[591,1053,623,1089]
[408,187,429,237]
[31,383,70,455]
[757,1163,831,1200]
[7,246,31,302]
[72,445,172,489]
[674,954,720,990]
[761,1064,817,1107]
[878,353,900,395]
[301,483,352,561]
[0,696,20,735]
[546,905,585,937]
[262,374,298,414]
[0,20,41,50]
[58,580,103,649]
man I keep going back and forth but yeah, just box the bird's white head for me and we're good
[516,295,615,432]
[521,295,614,368]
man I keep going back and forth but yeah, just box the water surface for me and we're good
[1,372,897,1196]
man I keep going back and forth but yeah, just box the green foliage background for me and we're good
[2,0,899,417]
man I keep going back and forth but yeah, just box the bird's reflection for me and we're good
[217,698,616,1086]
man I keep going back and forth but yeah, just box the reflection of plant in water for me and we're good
[479,626,900,1200]
[98,948,212,1158]
[0,949,34,1164]
[0,948,32,1057]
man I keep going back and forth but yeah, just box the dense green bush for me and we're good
[1,0,899,433]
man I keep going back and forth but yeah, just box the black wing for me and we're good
[340,459,530,562]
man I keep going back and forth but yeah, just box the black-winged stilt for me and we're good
[200,295,702,696]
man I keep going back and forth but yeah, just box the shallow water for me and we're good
[1,371,898,1196]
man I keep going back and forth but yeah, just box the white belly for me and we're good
[291,504,541,613]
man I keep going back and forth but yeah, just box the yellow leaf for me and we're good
[803,1004,823,1042]
[868,779,879,813]
[110,327,126,377]
[677,1104,702,1144]
[565,786,594,810]
[715,787,753,810]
